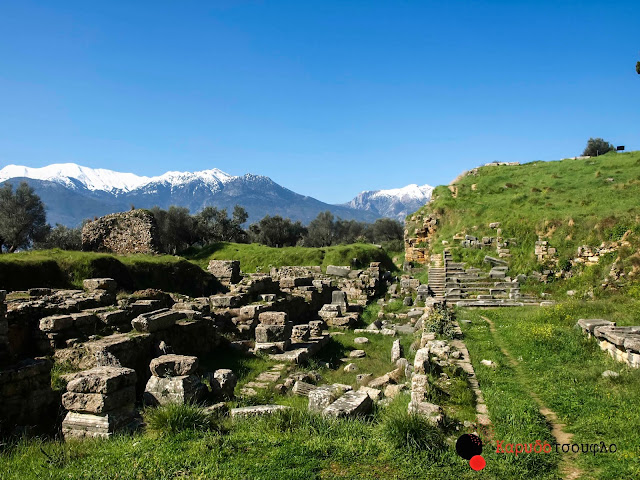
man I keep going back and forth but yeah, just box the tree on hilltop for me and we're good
[582,138,614,157]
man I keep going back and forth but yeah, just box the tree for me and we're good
[582,137,614,157]
[0,182,49,252]
[365,218,404,243]
[34,224,82,250]
[249,215,306,247]
[304,211,335,247]
[151,206,197,254]
[195,205,248,244]
[636,61,640,75]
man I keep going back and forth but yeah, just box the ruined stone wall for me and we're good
[82,209,160,255]
[404,213,438,265]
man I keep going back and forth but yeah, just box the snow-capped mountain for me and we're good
[344,184,433,221]
[0,163,380,227]
[0,163,234,193]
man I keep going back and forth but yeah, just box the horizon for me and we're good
[1,1,638,203]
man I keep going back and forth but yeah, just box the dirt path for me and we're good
[481,315,583,480]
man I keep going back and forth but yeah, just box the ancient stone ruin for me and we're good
[82,209,160,254]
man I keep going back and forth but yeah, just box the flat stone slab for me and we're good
[350,349,366,358]
[231,405,291,418]
[594,326,640,347]
[150,354,199,377]
[67,366,136,394]
[354,337,370,344]
[62,407,135,439]
[131,310,185,333]
[576,319,616,335]
[292,380,316,397]
[326,265,351,277]
[83,278,117,293]
[256,371,281,383]
[323,390,373,418]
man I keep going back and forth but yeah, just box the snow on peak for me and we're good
[0,163,236,192]
[367,183,433,201]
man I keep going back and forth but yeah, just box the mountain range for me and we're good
[0,163,432,227]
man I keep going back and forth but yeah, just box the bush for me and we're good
[144,403,217,435]
[380,410,446,454]
[423,304,457,338]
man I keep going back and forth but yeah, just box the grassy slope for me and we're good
[0,249,219,296]
[407,151,640,286]
[460,296,640,479]
[0,242,397,293]
[184,242,397,273]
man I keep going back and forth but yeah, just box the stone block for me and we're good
[326,265,351,277]
[71,312,99,329]
[384,384,407,399]
[308,386,339,412]
[576,318,616,335]
[414,348,430,374]
[368,373,394,389]
[291,324,310,342]
[211,369,237,398]
[358,386,383,402]
[39,314,73,332]
[323,390,373,418]
[254,341,290,354]
[131,309,185,333]
[144,375,207,406]
[150,354,199,377]
[62,407,136,439]
[62,386,135,414]
[292,380,317,397]
[83,278,117,293]
[231,405,291,418]
[331,290,348,307]
[391,339,403,364]
[309,320,324,336]
[325,316,356,329]
[67,367,137,394]
[207,260,241,284]
[408,401,443,425]
[210,295,241,308]
[258,311,288,325]
[255,323,292,343]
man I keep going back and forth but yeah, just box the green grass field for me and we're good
[459,296,640,479]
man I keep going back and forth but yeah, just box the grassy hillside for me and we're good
[0,242,397,293]
[407,151,640,292]
[0,250,221,296]
[185,242,397,273]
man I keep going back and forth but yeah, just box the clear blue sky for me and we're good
[1,1,638,203]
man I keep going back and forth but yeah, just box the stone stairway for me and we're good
[427,254,446,299]
[429,249,546,307]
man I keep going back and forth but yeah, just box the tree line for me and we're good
[0,181,404,253]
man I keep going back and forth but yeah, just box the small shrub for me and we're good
[144,403,216,435]
[423,304,457,338]
[381,410,446,454]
